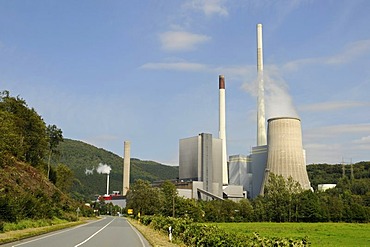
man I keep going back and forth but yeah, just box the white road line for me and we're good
[127,219,146,247]
[12,218,106,247]
[74,218,115,247]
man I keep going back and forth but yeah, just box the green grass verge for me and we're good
[0,219,90,245]
[215,222,370,246]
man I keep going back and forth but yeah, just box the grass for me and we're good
[215,222,370,246]
[127,217,184,247]
[0,218,90,245]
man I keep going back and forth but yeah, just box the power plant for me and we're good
[178,23,311,199]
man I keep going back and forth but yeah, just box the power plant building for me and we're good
[179,133,223,199]
[228,155,252,196]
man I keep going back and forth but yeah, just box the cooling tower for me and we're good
[257,24,267,146]
[261,117,311,193]
[123,141,131,196]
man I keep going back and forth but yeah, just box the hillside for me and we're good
[0,159,79,222]
[307,161,370,189]
[51,139,179,200]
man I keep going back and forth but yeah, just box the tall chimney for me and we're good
[123,141,131,196]
[106,174,110,195]
[257,23,267,146]
[219,75,228,185]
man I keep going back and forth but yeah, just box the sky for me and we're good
[1,0,370,166]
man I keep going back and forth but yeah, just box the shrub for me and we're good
[139,215,309,246]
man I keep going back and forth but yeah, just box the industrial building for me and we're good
[178,23,311,200]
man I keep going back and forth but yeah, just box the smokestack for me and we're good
[257,23,267,146]
[106,174,110,195]
[123,141,131,196]
[219,75,228,185]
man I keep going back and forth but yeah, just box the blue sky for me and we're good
[1,0,370,165]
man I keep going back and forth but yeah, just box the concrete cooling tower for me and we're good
[261,117,311,193]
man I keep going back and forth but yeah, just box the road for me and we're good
[2,217,151,247]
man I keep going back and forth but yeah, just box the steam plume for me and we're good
[96,163,111,174]
[243,68,298,119]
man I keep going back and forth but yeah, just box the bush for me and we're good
[140,215,309,246]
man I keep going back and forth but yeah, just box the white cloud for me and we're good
[182,0,228,17]
[353,135,370,144]
[307,123,370,137]
[141,62,208,71]
[283,39,370,71]
[141,61,256,81]
[299,101,370,112]
[159,31,211,52]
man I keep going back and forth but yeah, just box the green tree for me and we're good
[126,179,161,216]
[238,199,254,222]
[263,173,302,222]
[0,91,48,167]
[297,190,322,222]
[55,164,74,193]
[0,110,23,164]
[160,180,178,217]
[46,124,63,179]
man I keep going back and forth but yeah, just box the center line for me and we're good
[74,218,115,247]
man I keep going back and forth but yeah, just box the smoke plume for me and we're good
[96,163,112,174]
[243,66,298,119]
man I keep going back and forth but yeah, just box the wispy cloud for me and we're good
[283,39,370,71]
[304,124,370,164]
[353,135,370,144]
[141,62,208,71]
[182,0,228,17]
[141,61,255,81]
[159,31,211,52]
[321,123,370,134]
[299,101,370,112]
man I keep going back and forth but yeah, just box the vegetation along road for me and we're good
[1,217,151,247]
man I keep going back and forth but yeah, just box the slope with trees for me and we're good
[0,91,91,227]
[52,139,179,200]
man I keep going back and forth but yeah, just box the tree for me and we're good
[297,190,322,222]
[0,91,48,167]
[263,173,302,222]
[55,164,74,193]
[160,180,178,217]
[126,179,162,216]
[46,124,63,179]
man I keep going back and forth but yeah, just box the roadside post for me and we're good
[168,226,172,242]
[76,207,80,219]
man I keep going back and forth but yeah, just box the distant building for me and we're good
[228,155,252,198]
[179,133,223,199]
[178,133,244,201]
[318,184,336,192]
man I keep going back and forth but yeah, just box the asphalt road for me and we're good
[2,217,151,247]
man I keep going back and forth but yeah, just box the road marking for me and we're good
[127,219,146,247]
[74,218,115,247]
[11,218,106,247]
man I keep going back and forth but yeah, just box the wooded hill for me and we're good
[53,138,370,200]
[51,139,179,200]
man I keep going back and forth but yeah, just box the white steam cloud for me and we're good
[96,163,112,174]
[242,67,298,119]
